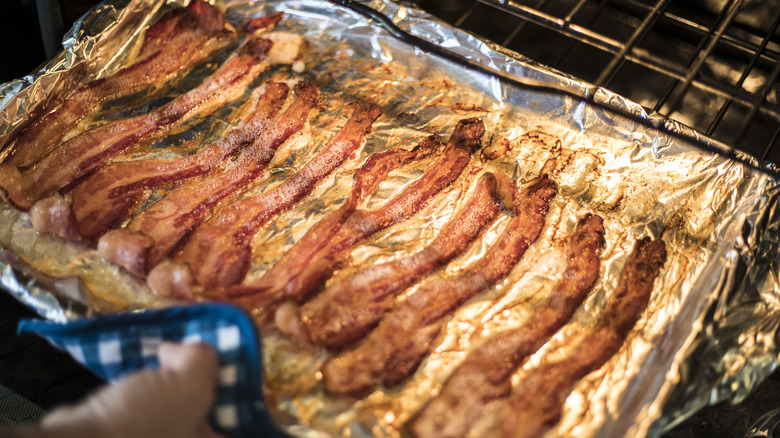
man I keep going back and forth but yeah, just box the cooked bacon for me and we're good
[98,80,320,276]
[301,172,514,348]
[3,0,236,169]
[410,213,606,438]
[233,118,485,312]
[494,237,667,438]
[322,173,557,395]
[346,136,441,210]
[246,12,285,33]
[249,138,444,333]
[148,102,387,296]
[67,82,290,241]
[201,132,438,291]
[0,36,289,211]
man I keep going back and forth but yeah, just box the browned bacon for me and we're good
[233,118,485,312]
[148,102,387,297]
[322,173,557,395]
[2,0,237,169]
[410,213,606,438]
[67,82,290,241]
[0,36,286,211]
[494,237,666,438]
[98,80,320,277]
[301,172,514,348]
[246,12,285,33]
[227,134,441,309]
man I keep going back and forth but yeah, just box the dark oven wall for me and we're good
[0,0,101,83]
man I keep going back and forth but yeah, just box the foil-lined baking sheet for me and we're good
[1,0,779,437]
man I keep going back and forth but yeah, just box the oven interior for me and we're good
[412,0,780,167]
[1,0,779,435]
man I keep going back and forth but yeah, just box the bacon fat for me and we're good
[28,197,81,242]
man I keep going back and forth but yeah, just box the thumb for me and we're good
[43,342,222,438]
[159,341,219,373]
[159,341,219,390]
[156,342,220,420]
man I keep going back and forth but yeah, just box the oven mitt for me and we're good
[17,303,285,438]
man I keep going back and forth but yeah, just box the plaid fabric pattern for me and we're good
[17,303,285,438]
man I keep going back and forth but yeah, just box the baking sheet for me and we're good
[1,0,779,437]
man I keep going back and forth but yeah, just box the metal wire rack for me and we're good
[411,0,780,165]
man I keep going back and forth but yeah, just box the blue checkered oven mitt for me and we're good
[17,303,286,438]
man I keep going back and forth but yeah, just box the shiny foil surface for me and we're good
[1,1,779,437]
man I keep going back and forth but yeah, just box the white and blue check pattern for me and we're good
[17,303,285,438]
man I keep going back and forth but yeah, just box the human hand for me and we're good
[39,342,222,438]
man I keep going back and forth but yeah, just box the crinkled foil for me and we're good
[1,0,779,437]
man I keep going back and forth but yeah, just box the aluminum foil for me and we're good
[1,0,779,437]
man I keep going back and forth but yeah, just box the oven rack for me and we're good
[31,0,780,175]
[411,0,780,167]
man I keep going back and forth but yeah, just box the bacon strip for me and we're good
[410,213,606,438]
[322,173,557,395]
[3,0,238,169]
[493,237,667,438]
[98,80,320,277]
[233,118,485,312]
[301,172,514,348]
[0,37,283,211]
[148,102,387,297]
[246,12,285,33]
[67,82,290,241]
